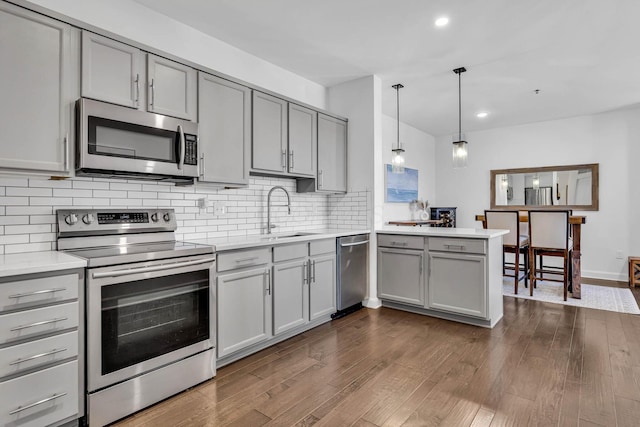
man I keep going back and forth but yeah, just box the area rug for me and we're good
[502,279,640,314]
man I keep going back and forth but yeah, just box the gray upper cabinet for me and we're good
[318,114,347,192]
[198,72,250,186]
[0,2,78,175]
[81,32,144,109]
[147,54,197,121]
[252,91,288,174]
[287,104,317,177]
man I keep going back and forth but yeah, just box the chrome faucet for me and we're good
[266,186,291,234]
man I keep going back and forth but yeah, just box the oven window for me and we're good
[101,270,209,375]
[88,116,178,163]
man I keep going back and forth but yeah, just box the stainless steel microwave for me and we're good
[76,98,198,184]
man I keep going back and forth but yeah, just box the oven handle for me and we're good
[177,124,185,171]
[91,257,215,279]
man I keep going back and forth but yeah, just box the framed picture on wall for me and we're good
[385,164,419,202]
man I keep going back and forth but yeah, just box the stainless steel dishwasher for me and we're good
[333,234,369,319]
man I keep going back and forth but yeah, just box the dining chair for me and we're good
[528,210,572,300]
[484,210,529,294]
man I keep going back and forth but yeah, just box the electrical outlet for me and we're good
[213,202,226,216]
[197,197,207,209]
[616,250,623,260]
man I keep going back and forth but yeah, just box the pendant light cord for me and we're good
[458,71,462,140]
[396,85,400,150]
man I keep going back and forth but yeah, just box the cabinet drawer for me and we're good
[273,243,308,262]
[378,234,424,250]
[0,302,78,346]
[0,331,78,379]
[217,248,270,272]
[309,239,335,256]
[1,360,79,427]
[428,237,486,254]
[0,273,79,312]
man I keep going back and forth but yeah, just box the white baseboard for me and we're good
[363,297,382,309]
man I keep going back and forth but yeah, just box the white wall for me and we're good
[22,0,327,108]
[381,114,436,223]
[435,107,640,281]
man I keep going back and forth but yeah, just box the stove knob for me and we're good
[151,213,159,223]
[82,214,95,225]
[64,213,78,226]
[162,212,171,222]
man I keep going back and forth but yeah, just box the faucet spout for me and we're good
[266,186,292,234]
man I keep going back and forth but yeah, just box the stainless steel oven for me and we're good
[57,209,215,427]
[76,98,199,183]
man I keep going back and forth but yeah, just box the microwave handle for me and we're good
[177,124,185,170]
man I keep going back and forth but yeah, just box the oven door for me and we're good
[77,98,199,178]
[86,254,215,392]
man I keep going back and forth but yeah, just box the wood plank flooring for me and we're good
[114,296,640,427]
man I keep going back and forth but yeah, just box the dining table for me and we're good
[475,213,587,299]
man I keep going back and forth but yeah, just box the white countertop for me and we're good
[187,228,371,251]
[377,226,508,239]
[0,251,87,278]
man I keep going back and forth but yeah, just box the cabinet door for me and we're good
[428,252,487,318]
[288,103,317,177]
[272,260,309,335]
[198,73,250,186]
[147,54,197,121]
[252,91,288,173]
[217,267,271,358]
[81,31,144,109]
[317,114,347,192]
[0,3,78,174]
[377,248,424,306]
[309,255,336,321]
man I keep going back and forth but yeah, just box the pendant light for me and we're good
[452,67,468,168]
[391,83,405,173]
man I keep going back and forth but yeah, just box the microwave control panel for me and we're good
[184,134,198,165]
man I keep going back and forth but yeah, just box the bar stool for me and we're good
[484,210,529,294]
[528,210,572,300]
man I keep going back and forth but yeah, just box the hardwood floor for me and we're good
[113,297,640,427]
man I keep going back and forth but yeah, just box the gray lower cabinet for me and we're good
[377,247,425,306]
[309,253,336,320]
[81,31,145,109]
[217,267,272,358]
[428,252,487,318]
[0,2,78,175]
[252,91,288,174]
[147,54,197,121]
[0,269,83,427]
[198,72,251,186]
[272,260,309,335]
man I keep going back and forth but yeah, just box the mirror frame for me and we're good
[490,163,599,211]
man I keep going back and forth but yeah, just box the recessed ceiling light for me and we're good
[435,17,449,27]
[476,112,489,118]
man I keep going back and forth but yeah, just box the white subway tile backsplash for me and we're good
[0,196,29,205]
[6,187,52,197]
[73,180,110,190]
[110,182,142,191]
[4,224,51,235]
[0,177,28,187]
[30,197,72,206]
[0,216,29,225]
[6,206,53,215]
[0,234,29,244]
[93,190,127,198]
[5,242,53,254]
[29,179,72,189]
[53,189,93,198]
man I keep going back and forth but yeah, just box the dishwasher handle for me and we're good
[340,240,369,247]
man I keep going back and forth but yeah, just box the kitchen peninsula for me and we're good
[377,226,508,328]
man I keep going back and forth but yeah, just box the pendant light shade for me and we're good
[452,67,468,168]
[391,83,405,173]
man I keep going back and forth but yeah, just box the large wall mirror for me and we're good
[490,163,599,210]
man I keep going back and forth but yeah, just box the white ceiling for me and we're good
[134,0,640,136]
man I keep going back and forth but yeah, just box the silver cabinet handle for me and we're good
[281,150,287,171]
[265,271,271,295]
[150,78,155,107]
[177,124,185,170]
[444,244,465,251]
[63,133,69,171]
[419,254,423,275]
[391,241,408,246]
[92,257,215,279]
[10,348,68,365]
[235,256,259,264]
[9,393,67,415]
[303,261,308,284]
[318,169,323,189]
[290,150,294,169]
[312,260,316,283]
[10,317,68,332]
[134,73,140,105]
[340,240,369,247]
[199,153,205,179]
[9,288,67,299]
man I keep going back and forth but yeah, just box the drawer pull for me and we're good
[9,288,67,299]
[391,241,408,246]
[234,257,259,263]
[444,244,466,250]
[10,317,68,332]
[9,393,67,415]
[9,348,68,365]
